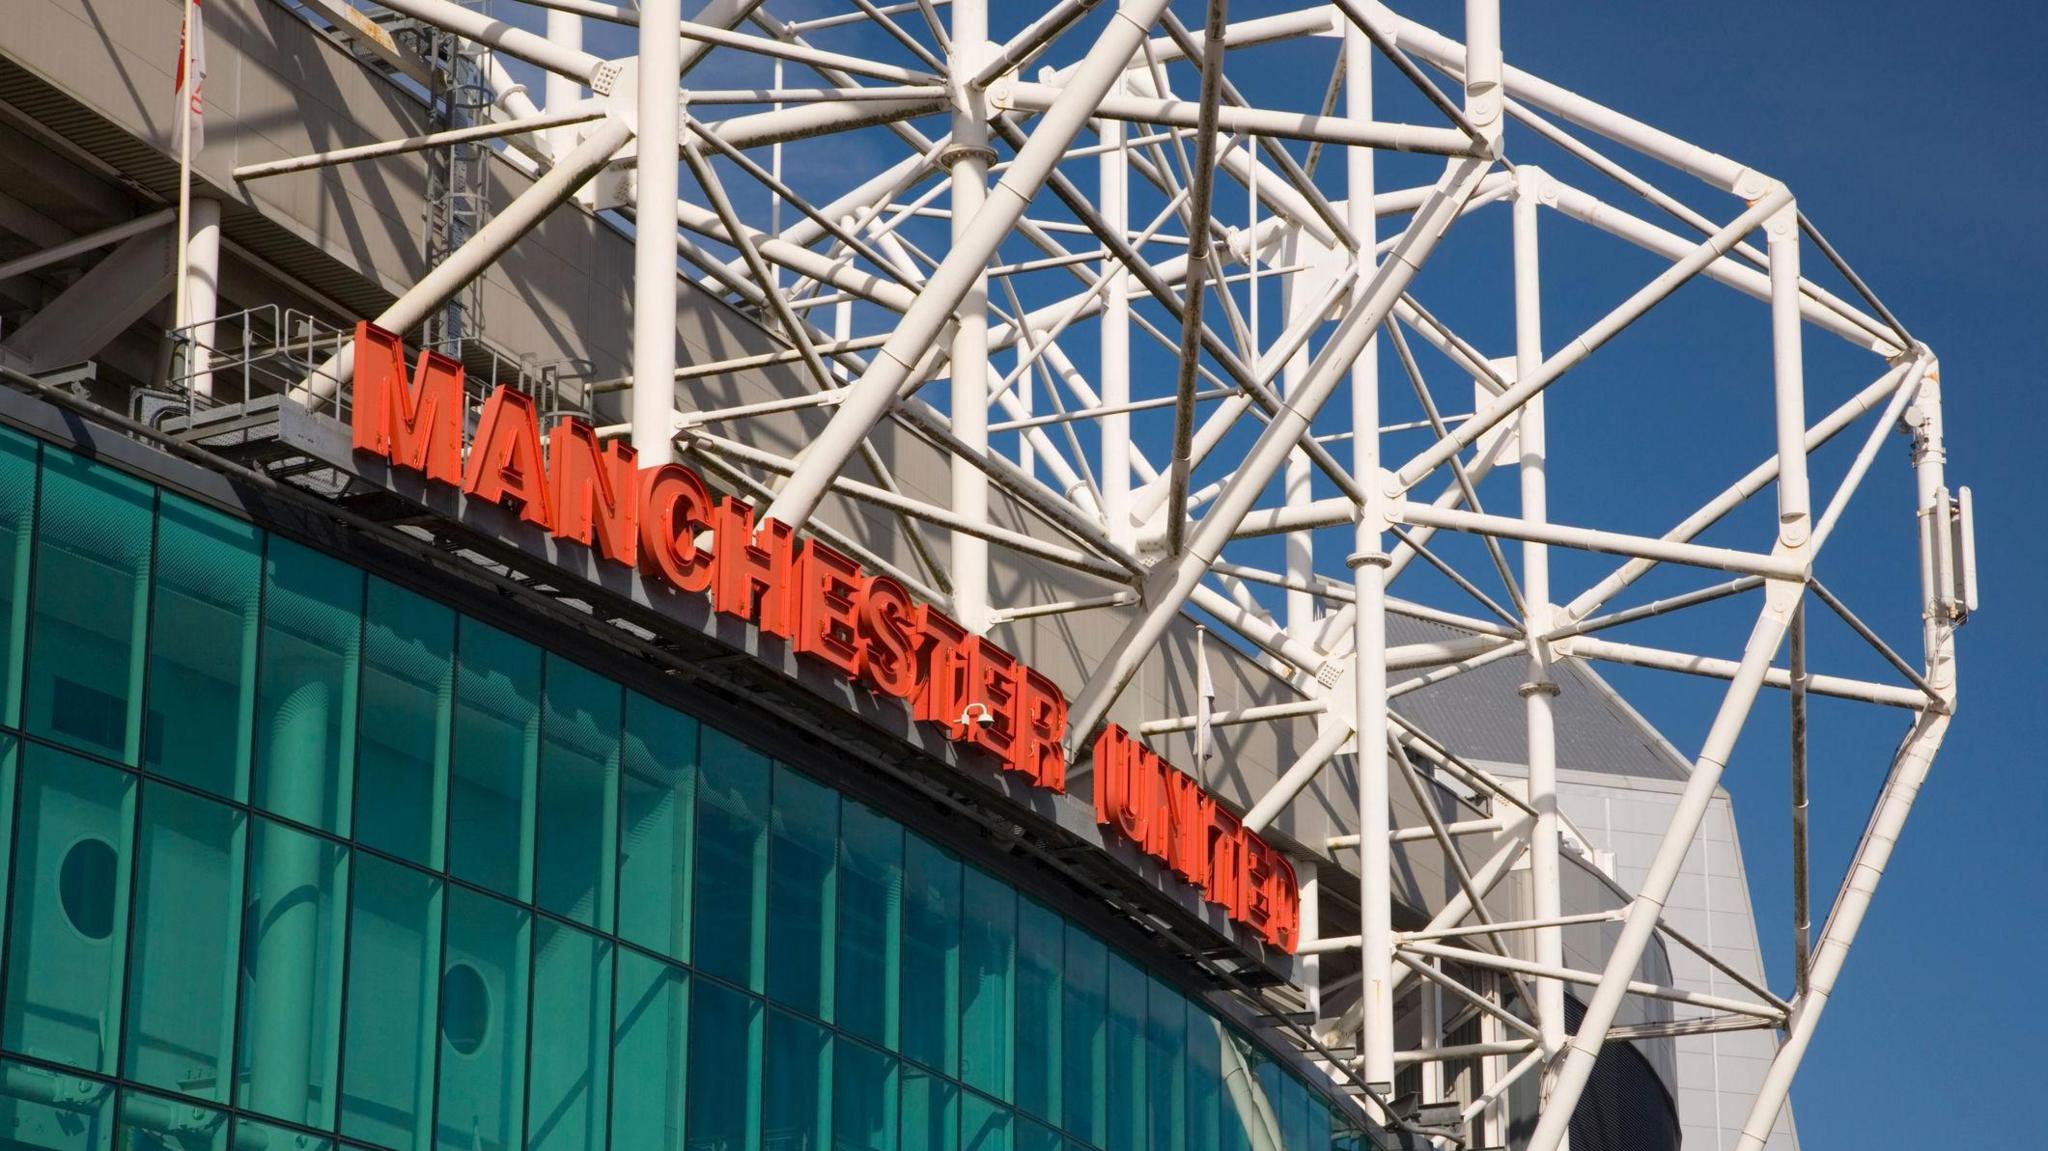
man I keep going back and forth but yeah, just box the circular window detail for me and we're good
[59,838,118,941]
[441,963,491,1056]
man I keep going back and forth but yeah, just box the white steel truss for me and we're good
[219,1,1967,1146]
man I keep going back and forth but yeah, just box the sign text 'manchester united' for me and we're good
[351,322,1299,951]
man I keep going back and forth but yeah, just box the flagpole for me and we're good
[172,0,195,366]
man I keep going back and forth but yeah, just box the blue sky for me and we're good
[493,1,2044,1141]
[1459,2,2046,1144]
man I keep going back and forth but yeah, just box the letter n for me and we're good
[550,418,639,565]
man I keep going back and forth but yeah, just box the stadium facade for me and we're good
[0,2,1964,1151]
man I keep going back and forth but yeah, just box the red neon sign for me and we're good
[352,323,1298,952]
[1092,725,1299,950]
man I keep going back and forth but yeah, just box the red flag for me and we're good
[171,0,206,153]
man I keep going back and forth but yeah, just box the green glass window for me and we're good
[528,919,613,1151]
[237,816,347,1128]
[1306,1097,1331,1151]
[1185,1006,1223,1151]
[1013,897,1060,1125]
[117,1088,227,1151]
[1014,1117,1061,1151]
[1060,929,1107,1146]
[901,833,959,1077]
[686,978,761,1151]
[254,537,362,834]
[836,800,901,1050]
[834,1039,898,1151]
[26,449,152,763]
[611,950,688,1151]
[618,692,696,962]
[0,1057,113,1151]
[234,1118,332,1151]
[765,1010,831,1151]
[356,579,454,866]
[899,1069,956,1151]
[1278,1065,1308,1151]
[1105,954,1148,1151]
[1148,978,1187,1151]
[342,854,443,1151]
[1252,1056,1285,1151]
[959,1092,1008,1151]
[537,655,621,931]
[0,428,37,728]
[0,736,13,980]
[144,494,260,801]
[959,868,1014,1101]
[450,618,540,900]
[692,726,769,992]
[436,886,530,1151]
[768,763,837,1019]
[3,744,135,1073]
[125,782,244,1101]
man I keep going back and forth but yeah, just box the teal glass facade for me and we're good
[0,426,1372,1151]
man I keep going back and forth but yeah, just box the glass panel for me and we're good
[1251,1056,1283,1151]
[237,817,348,1128]
[527,920,612,1151]
[537,656,620,931]
[958,869,1013,1101]
[1147,979,1186,1151]
[1013,898,1060,1125]
[1059,928,1106,1147]
[436,886,530,1151]
[764,1010,830,1151]
[117,1089,228,1151]
[144,494,260,800]
[126,782,244,1101]
[234,1118,333,1151]
[0,736,13,985]
[0,1057,114,1151]
[767,764,836,1019]
[26,448,152,763]
[617,693,696,962]
[3,744,136,1073]
[1013,1117,1059,1151]
[1278,1069,1307,1151]
[898,1069,955,1151]
[692,726,769,992]
[686,978,761,1151]
[0,428,37,727]
[899,834,958,1077]
[1306,1098,1331,1151]
[958,1093,1007,1151]
[450,618,540,900]
[1104,955,1147,1151]
[342,854,443,1151]
[835,801,900,1051]
[254,537,363,834]
[1007,1114,1056,1151]
[356,579,455,866]
[833,1040,896,1151]
[1185,1005,1222,1151]
[611,950,687,1151]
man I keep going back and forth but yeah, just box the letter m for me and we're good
[352,321,464,484]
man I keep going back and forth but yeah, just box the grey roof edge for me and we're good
[1563,656,1718,792]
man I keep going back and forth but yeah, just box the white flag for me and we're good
[1195,625,1217,768]
[171,0,207,154]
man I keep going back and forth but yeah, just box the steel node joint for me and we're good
[936,142,999,170]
